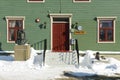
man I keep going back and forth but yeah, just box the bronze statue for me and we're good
[15,29,26,45]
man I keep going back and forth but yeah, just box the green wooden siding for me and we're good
[0,0,120,51]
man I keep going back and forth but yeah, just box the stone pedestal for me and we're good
[14,45,30,61]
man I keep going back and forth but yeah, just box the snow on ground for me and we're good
[80,50,120,77]
[0,49,120,80]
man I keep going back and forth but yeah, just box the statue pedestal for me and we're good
[14,45,30,61]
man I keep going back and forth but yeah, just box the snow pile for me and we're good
[0,49,120,79]
[81,50,95,68]
[91,58,120,76]
[80,50,120,76]
[0,47,43,72]
[26,47,43,69]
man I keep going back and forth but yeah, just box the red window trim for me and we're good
[99,20,114,42]
[6,16,25,43]
[8,20,23,42]
[97,17,117,43]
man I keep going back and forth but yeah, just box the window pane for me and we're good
[100,20,113,28]
[9,29,15,41]
[107,30,113,41]
[9,20,16,27]
[16,20,23,28]
[97,17,116,43]
[99,30,105,41]
[53,18,69,22]
[8,20,23,41]
[99,20,114,42]
[9,20,23,28]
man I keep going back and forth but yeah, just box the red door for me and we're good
[52,23,69,52]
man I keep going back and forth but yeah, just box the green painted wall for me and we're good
[0,0,120,51]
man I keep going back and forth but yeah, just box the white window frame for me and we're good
[97,16,117,43]
[5,16,25,43]
[27,0,45,3]
[73,0,91,3]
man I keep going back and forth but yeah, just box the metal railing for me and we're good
[31,39,47,66]
[75,39,80,66]
[43,39,47,66]
[31,39,47,50]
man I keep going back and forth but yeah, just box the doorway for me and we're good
[50,14,72,52]
[52,22,69,52]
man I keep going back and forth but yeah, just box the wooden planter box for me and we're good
[14,45,30,61]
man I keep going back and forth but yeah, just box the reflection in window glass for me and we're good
[107,30,113,41]
[8,20,23,41]
[100,30,105,41]
[9,20,22,28]
[100,20,113,28]
[9,29,15,41]
[99,20,114,42]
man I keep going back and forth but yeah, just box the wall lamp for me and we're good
[71,22,83,32]
[35,18,40,23]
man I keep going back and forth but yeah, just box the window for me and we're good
[27,0,45,3]
[97,17,117,43]
[6,16,25,43]
[73,0,91,3]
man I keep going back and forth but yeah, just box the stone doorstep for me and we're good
[45,52,78,66]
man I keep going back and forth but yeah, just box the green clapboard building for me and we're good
[0,0,120,52]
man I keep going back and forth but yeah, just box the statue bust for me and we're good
[15,29,26,45]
